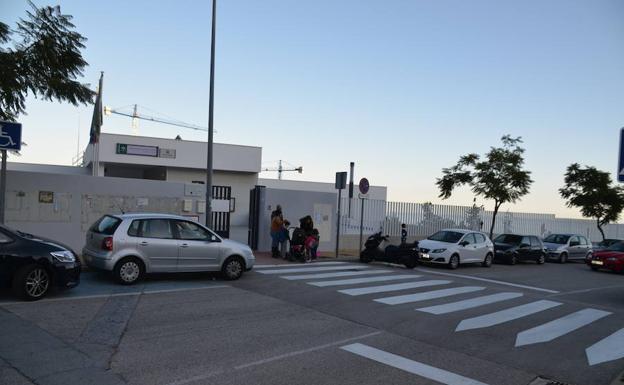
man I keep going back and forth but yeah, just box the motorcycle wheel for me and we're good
[360,251,373,264]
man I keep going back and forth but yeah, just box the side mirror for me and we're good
[459,241,468,247]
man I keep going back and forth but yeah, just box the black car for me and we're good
[493,234,546,265]
[0,225,80,300]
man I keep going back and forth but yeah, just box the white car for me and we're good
[418,228,494,269]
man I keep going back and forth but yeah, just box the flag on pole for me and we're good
[89,72,103,144]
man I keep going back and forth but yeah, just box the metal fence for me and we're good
[339,198,624,242]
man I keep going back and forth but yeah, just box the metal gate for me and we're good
[212,185,231,239]
[248,186,265,250]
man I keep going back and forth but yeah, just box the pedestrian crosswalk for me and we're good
[253,262,624,366]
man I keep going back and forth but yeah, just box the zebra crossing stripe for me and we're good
[257,265,367,274]
[586,328,624,366]
[374,286,485,305]
[416,292,523,315]
[308,274,422,287]
[338,280,451,296]
[515,308,611,347]
[281,269,390,280]
[455,300,562,332]
[254,262,348,268]
[341,343,489,385]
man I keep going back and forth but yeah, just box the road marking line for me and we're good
[515,308,611,347]
[549,284,624,297]
[341,343,489,385]
[586,328,624,365]
[167,331,382,385]
[257,265,367,274]
[417,292,523,315]
[309,274,422,287]
[374,286,485,305]
[254,261,348,268]
[338,280,451,296]
[0,285,230,306]
[455,300,562,332]
[281,269,390,280]
[415,268,559,294]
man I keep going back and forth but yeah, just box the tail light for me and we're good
[102,237,113,251]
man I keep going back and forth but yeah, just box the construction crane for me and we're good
[103,104,210,135]
[263,160,303,180]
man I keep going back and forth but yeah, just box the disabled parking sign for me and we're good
[0,121,21,151]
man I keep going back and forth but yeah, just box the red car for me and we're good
[589,241,624,273]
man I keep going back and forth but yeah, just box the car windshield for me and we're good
[427,231,464,243]
[494,234,522,245]
[543,234,570,244]
[606,242,624,252]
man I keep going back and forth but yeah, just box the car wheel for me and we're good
[114,257,144,285]
[537,253,545,265]
[509,255,518,265]
[12,264,51,301]
[482,253,493,268]
[222,256,245,280]
[448,254,460,270]
[558,253,568,264]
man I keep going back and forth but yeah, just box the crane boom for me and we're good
[104,105,210,132]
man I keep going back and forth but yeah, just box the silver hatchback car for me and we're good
[82,213,255,284]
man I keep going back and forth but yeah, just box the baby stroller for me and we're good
[288,227,307,262]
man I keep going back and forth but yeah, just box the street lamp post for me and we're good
[206,0,216,228]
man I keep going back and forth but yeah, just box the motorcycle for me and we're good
[359,232,420,269]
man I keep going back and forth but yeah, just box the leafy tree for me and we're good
[559,164,624,241]
[0,2,93,121]
[436,135,533,239]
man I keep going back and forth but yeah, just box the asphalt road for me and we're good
[1,260,622,385]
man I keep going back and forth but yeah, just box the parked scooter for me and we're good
[360,232,420,269]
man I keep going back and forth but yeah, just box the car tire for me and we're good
[114,257,144,285]
[448,254,460,270]
[12,264,51,301]
[222,256,245,280]
[509,255,518,265]
[558,253,568,264]
[537,253,545,265]
[482,253,493,268]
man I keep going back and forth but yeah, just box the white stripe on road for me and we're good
[309,274,422,287]
[456,300,562,332]
[254,262,348,268]
[374,286,485,305]
[415,268,559,294]
[515,308,611,347]
[586,328,624,366]
[257,265,367,274]
[338,280,451,296]
[281,269,390,280]
[417,292,523,315]
[341,343,489,385]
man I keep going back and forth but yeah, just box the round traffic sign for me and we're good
[358,178,370,195]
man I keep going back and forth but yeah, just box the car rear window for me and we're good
[89,215,122,235]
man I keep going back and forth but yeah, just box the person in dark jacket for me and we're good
[270,205,283,258]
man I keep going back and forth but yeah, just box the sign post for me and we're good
[335,171,347,258]
[618,128,624,182]
[0,121,22,224]
[358,178,370,252]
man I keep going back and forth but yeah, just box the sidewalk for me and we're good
[253,251,358,266]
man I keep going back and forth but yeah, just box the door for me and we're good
[135,219,179,272]
[579,236,591,259]
[473,233,490,261]
[459,233,479,262]
[211,185,232,239]
[518,236,532,260]
[530,236,543,260]
[568,236,583,259]
[173,220,223,272]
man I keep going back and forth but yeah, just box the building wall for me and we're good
[258,178,387,200]
[4,170,216,253]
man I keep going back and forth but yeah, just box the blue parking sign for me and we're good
[0,121,21,151]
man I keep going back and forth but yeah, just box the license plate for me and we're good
[591,260,604,266]
[421,254,431,259]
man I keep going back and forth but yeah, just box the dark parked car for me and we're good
[493,234,546,265]
[0,225,80,301]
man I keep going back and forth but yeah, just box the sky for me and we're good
[1,0,623,219]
